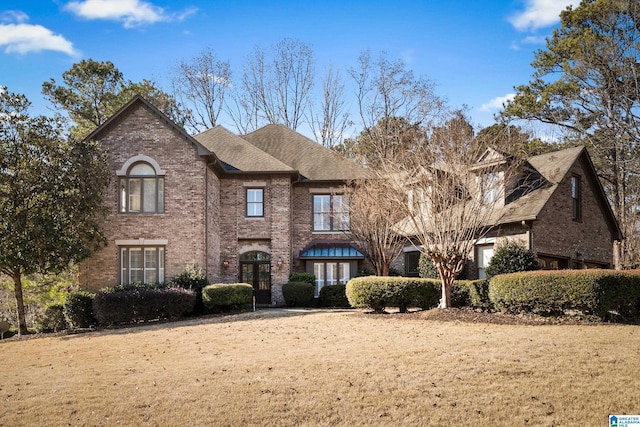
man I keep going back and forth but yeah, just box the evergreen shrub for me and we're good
[289,272,315,286]
[282,281,315,307]
[63,291,96,328]
[485,241,538,278]
[35,304,68,332]
[489,270,640,319]
[202,283,253,312]
[93,285,195,325]
[318,284,350,308]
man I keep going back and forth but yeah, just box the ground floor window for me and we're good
[537,255,569,270]
[120,246,165,284]
[313,262,351,297]
[405,251,420,277]
[476,244,494,280]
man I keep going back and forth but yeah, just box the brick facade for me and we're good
[79,102,209,291]
[78,98,361,304]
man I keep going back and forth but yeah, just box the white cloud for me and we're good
[479,94,515,112]
[509,0,576,31]
[65,0,167,28]
[65,0,197,28]
[0,12,78,56]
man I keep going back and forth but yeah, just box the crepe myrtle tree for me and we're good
[383,112,524,308]
[0,89,109,336]
[341,176,406,276]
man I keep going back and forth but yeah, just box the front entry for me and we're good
[239,251,271,304]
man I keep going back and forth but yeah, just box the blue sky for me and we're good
[0,0,576,136]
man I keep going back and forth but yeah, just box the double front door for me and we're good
[240,251,271,304]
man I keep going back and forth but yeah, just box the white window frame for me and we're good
[246,188,264,217]
[120,246,165,284]
[313,194,349,231]
[117,156,165,214]
[313,261,351,297]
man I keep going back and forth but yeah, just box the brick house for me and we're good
[78,96,368,304]
[399,146,623,279]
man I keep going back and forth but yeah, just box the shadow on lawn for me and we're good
[57,307,353,341]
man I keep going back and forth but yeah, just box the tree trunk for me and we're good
[12,270,28,336]
[438,269,454,308]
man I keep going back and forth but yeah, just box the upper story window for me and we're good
[246,188,264,217]
[313,194,349,231]
[482,172,500,204]
[571,175,581,220]
[118,157,165,214]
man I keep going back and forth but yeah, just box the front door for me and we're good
[239,251,271,304]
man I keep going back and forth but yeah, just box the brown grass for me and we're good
[1,309,639,426]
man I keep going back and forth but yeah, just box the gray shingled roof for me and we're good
[496,145,585,224]
[241,124,369,181]
[396,146,592,236]
[195,126,295,173]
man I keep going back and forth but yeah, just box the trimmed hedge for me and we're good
[345,277,441,312]
[93,285,196,325]
[63,291,96,328]
[283,281,315,307]
[489,270,640,319]
[345,277,491,312]
[319,284,350,308]
[289,272,315,286]
[452,280,492,310]
[202,283,253,312]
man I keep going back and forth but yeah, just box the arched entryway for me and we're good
[240,251,271,304]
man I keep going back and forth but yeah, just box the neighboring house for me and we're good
[399,146,622,279]
[78,96,368,304]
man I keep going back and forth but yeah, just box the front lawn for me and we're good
[1,309,638,426]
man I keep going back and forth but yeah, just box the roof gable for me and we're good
[241,124,369,181]
[84,95,213,159]
[194,126,295,173]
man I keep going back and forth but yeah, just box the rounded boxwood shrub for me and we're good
[489,270,640,319]
[485,241,538,278]
[202,283,253,312]
[35,304,68,332]
[282,281,315,307]
[63,291,96,329]
[93,285,196,325]
[318,284,350,308]
[289,272,315,286]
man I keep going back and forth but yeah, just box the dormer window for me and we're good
[117,156,165,214]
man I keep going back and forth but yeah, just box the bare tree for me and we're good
[342,177,406,276]
[383,113,524,308]
[239,38,314,131]
[309,66,351,147]
[339,50,444,168]
[349,50,443,135]
[171,48,231,134]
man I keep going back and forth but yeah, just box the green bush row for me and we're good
[345,277,490,312]
[93,285,196,325]
[489,270,640,319]
[202,283,253,312]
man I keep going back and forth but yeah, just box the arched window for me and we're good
[118,159,164,213]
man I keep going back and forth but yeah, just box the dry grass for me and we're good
[1,309,639,426]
